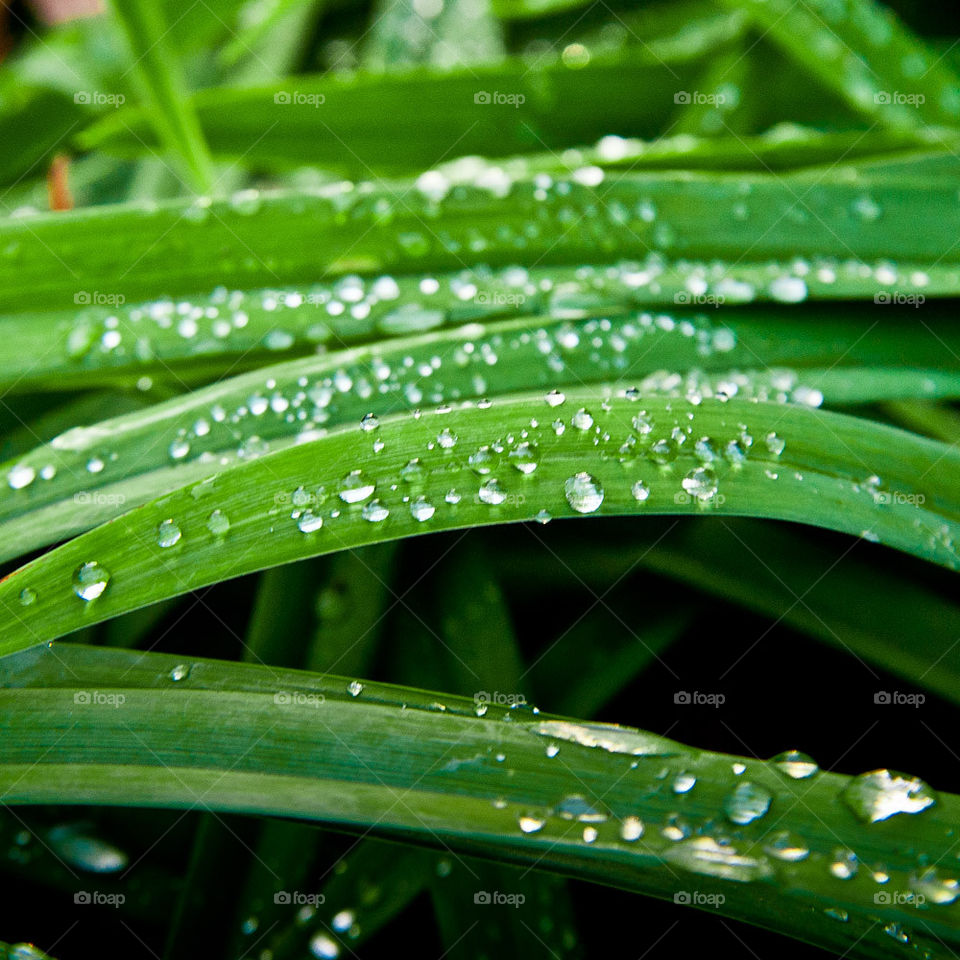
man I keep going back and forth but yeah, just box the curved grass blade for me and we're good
[1,389,959,658]
[2,643,958,960]
[3,305,960,562]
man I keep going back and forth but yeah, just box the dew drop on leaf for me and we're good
[564,472,604,513]
[73,562,111,601]
[840,769,937,822]
[723,781,772,824]
[156,519,182,548]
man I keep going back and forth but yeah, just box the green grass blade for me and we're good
[108,0,215,192]
[715,0,960,128]
[3,643,958,960]
[0,390,958,659]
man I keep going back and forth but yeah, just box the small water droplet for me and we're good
[571,408,594,431]
[518,815,545,834]
[829,847,858,880]
[410,497,435,522]
[772,750,818,779]
[7,464,35,490]
[298,512,324,533]
[620,816,644,841]
[632,481,650,503]
[360,412,379,431]
[362,499,389,522]
[545,389,565,407]
[156,519,182,548]
[207,509,230,535]
[170,663,190,682]
[347,680,363,697]
[478,478,507,505]
[19,587,36,606]
[672,772,697,794]
[763,830,809,861]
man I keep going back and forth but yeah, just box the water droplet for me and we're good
[298,512,324,533]
[841,769,937,822]
[829,848,858,879]
[7,464,35,490]
[571,408,594,431]
[508,441,539,474]
[723,782,772,824]
[765,432,786,457]
[664,836,773,881]
[169,438,191,460]
[620,816,644,841]
[19,587,36,606]
[883,923,909,944]
[772,750,818,779]
[156,519,182,548]
[545,390,565,408]
[534,508,552,524]
[362,499,389,522]
[310,932,340,958]
[410,497,435,522]
[437,427,458,449]
[86,456,105,474]
[763,830,809,861]
[207,509,230,536]
[769,276,808,303]
[360,412,379,431]
[332,909,355,933]
[672,772,697,794]
[556,795,608,822]
[824,907,849,922]
[582,826,598,843]
[170,663,190,682]
[518,815,545,834]
[632,481,650,503]
[564,472,604,513]
[910,867,959,905]
[73,562,111,601]
[347,680,363,697]
[545,743,560,758]
[468,446,496,475]
[478,478,507,505]
[339,470,375,503]
[682,466,718,502]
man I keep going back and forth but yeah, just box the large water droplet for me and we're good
[763,830,809,861]
[362,499,389,522]
[841,769,937,822]
[7,464,35,490]
[723,782,772,824]
[681,466,718,503]
[564,472,604,513]
[73,562,111,601]
[771,750,818,779]
[478,478,507,505]
[339,470,375,503]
